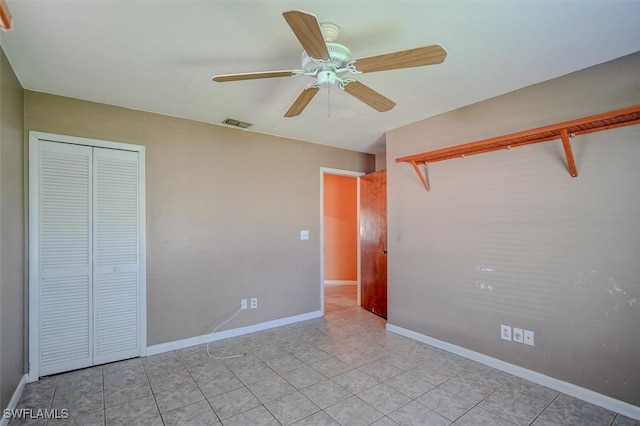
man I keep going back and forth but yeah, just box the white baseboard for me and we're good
[324,280,357,286]
[1,374,27,426]
[386,323,640,421]
[147,310,323,356]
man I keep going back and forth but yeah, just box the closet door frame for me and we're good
[28,131,147,382]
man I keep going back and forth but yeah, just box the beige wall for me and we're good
[323,174,357,281]
[0,47,25,410]
[24,91,374,346]
[386,52,640,406]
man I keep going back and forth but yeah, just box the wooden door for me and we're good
[360,170,387,318]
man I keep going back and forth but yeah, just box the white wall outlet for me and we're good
[250,297,258,309]
[501,324,512,341]
[300,230,309,240]
[513,327,524,343]
[524,329,534,346]
[240,299,247,310]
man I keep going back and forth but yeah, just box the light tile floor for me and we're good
[10,285,639,425]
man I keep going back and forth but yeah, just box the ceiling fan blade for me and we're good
[354,44,447,73]
[284,86,320,117]
[342,80,396,112]
[212,70,300,82]
[283,10,330,60]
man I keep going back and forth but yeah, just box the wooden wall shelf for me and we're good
[396,105,640,191]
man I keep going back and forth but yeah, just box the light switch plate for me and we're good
[300,230,309,240]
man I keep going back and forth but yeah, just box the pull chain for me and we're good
[328,83,331,118]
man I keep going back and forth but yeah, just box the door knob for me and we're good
[113,266,120,272]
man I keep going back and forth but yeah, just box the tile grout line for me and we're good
[177,351,223,425]
[528,392,561,425]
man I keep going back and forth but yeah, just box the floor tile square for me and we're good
[300,379,352,409]
[388,400,450,426]
[311,356,353,378]
[196,369,244,399]
[533,394,615,426]
[357,360,403,382]
[161,400,219,425]
[357,383,411,415]
[479,389,545,425]
[612,414,640,426]
[263,391,320,425]
[369,416,400,426]
[415,386,474,421]
[207,387,260,420]
[331,368,379,394]
[438,373,495,404]
[324,396,384,426]
[153,378,205,413]
[280,365,327,389]
[454,406,516,426]
[384,371,434,399]
[246,375,297,403]
[291,411,341,425]
[104,395,160,426]
[222,405,279,426]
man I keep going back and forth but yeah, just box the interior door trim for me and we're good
[27,131,147,382]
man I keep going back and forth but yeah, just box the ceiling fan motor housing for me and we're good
[301,42,352,76]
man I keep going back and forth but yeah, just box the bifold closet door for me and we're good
[38,142,93,376]
[93,148,140,365]
[37,141,140,376]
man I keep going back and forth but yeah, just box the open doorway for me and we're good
[324,173,358,314]
[320,168,364,314]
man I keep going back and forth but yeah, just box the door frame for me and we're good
[319,167,365,314]
[27,131,147,382]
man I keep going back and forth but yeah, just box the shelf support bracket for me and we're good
[410,160,430,191]
[560,128,578,178]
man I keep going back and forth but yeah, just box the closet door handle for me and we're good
[113,266,120,272]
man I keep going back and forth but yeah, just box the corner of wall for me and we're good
[0,44,26,412]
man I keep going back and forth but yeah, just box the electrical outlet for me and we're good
[241,299,247,310]
[250,298,258,309]
[513,327,524,343]
[524,329,534,346]
[501,324,512,341]
[300,230,309,240]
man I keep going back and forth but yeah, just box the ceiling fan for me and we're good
[212,10,447,117]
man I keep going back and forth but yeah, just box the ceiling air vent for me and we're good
[222,118,252,129]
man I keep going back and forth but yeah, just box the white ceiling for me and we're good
[2,1,639,154]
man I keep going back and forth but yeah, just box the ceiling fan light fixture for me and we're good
[317,70,338,87]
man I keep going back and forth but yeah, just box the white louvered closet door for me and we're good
[38,142,93,376]
[93,148,140,364]
[36,141,141,376]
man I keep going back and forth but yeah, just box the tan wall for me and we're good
[0,47,25,410]
[24,91,374,346]
[387,52,640,406]
[323,174,357,281]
